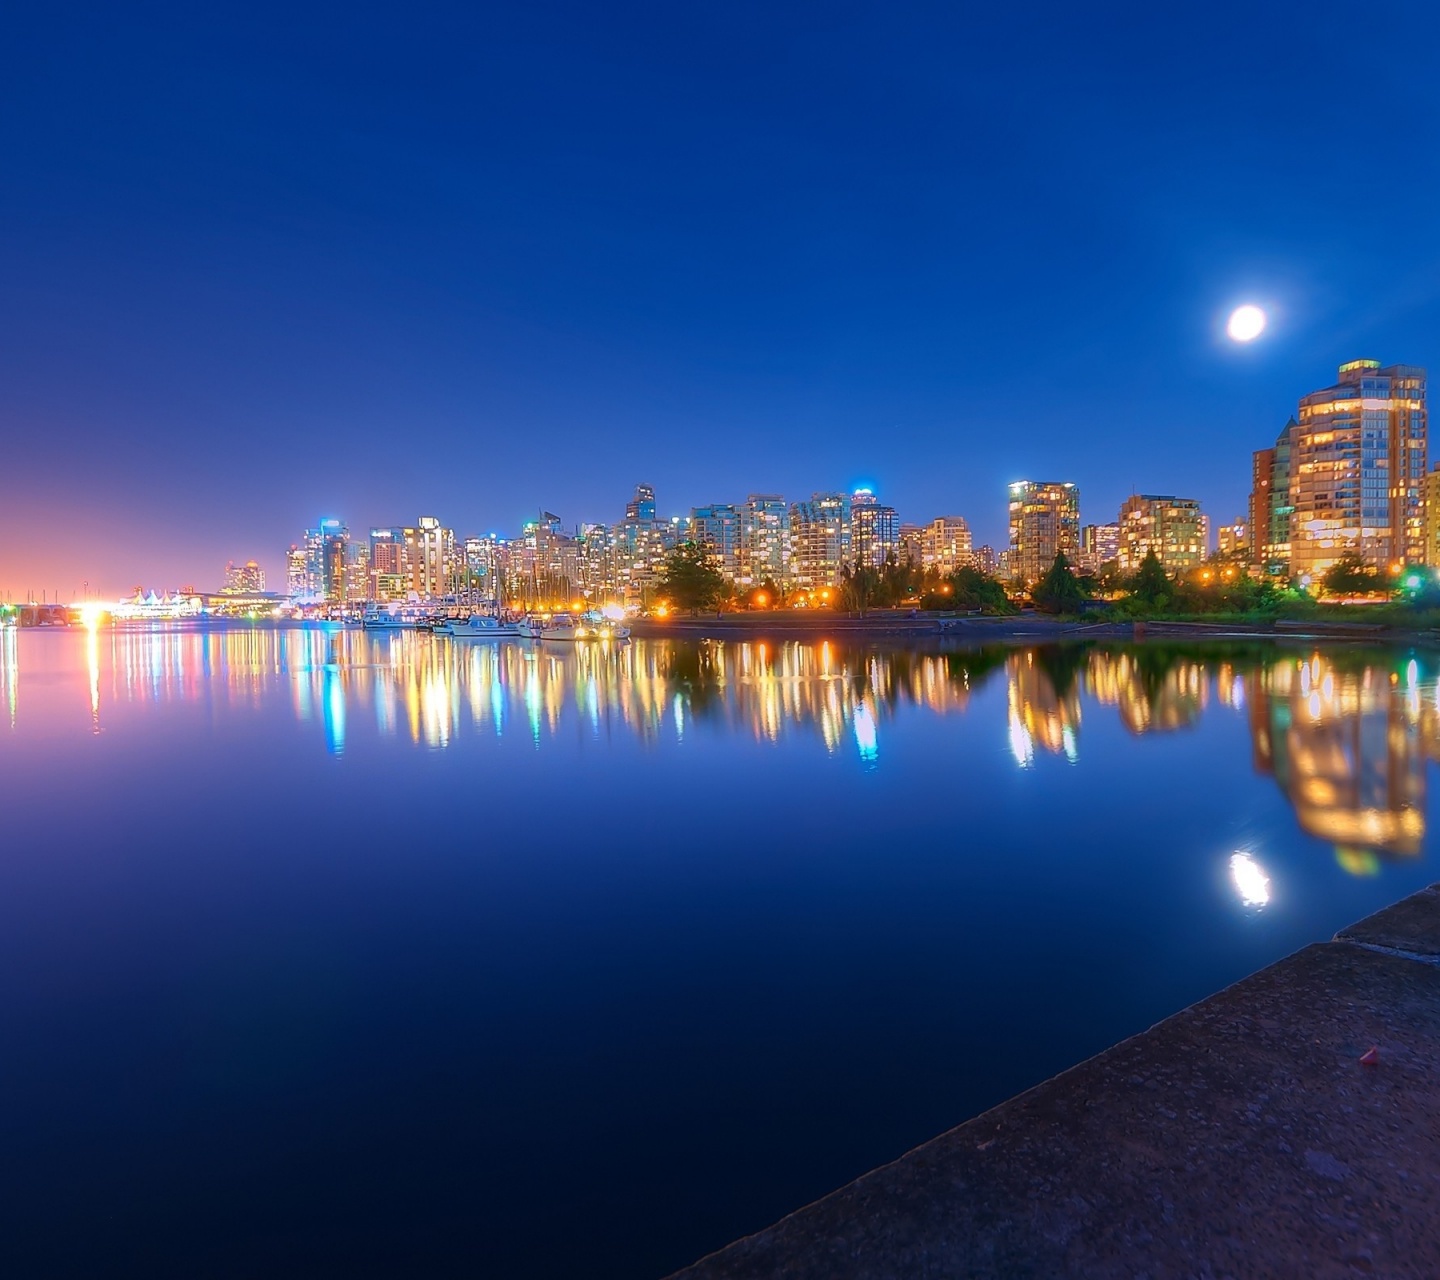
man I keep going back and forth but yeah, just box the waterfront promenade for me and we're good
[668,884,1440,1279]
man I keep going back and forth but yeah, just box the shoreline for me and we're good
[630,611,1440,644]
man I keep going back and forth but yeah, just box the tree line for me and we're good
[653,538,1439,617]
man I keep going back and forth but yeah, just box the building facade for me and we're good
[222,560,266,593]
[690,504,742,581]
[1216,517,1248,558]
[790,492,851,588]
[1289,360,1427,578]
[1116,495,1207,573]
[919,516,973,574]
[1424,468,1440,569]
[850,489,899,569]
[1007,481,1080,584]
[1079,523,1120,572]
[736,495,790,586]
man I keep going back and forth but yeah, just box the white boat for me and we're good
[361,605,429,630]
[517,612,630,642]
[433,614,525,640]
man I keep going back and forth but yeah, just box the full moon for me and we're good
[1227,304,1266,342]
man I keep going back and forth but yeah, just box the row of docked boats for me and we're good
[360,606,629,642]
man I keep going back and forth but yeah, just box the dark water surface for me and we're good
[2,624,1436,1278]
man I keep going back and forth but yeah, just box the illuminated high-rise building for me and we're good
[789,492,851,588]
[1425,468,1440,568]
[1289,360,1427,578]
[897,523,923,567]
[613,483,674,606]
[1079,523,1119,572]
[737,495,790,586]
[625,483,656,522]
[318,521,348,601]
[463,533,508,598]
[1116,495,1207,572]
[920,516,973,574]
[344,540,370,602]
[690,503,742,580]
[1250,418,1296,575]
[405,517,456,598]
[369,528,408,600]
[1217,517,1248,557]
[222,560,265,593]
[285,545,307,597]
[850,488,899,568]
[1249,446,1273,570]
[577,523,617,600]
[1006,481,1079,584]
[295,520,348,601]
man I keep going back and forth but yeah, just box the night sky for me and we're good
[4,1,1439,596]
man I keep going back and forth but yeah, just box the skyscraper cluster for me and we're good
[281,486,989,606]
[266,357,1431,606]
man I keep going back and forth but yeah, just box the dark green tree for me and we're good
[924,566,1014,613]
[1030,552,1088,614]
[839,560,881,613]
[1126,551,1172,608]
[1321,553,1381,597]
[655,541,728,613]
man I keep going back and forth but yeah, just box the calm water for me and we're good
[3,625,1437,1278]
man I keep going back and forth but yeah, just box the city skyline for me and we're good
[7,5,1440,597]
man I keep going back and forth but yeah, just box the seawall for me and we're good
[667,884,1440,1279]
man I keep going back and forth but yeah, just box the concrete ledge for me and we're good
[668,885,1440,1279]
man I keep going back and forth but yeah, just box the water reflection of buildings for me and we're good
[1248,654,1432,872]
[10,630,1439,874]
[1084,650,1207,735]
[1007,651,1081,765]
[58,629,987,762]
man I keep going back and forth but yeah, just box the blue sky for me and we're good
[4,0,1439,594]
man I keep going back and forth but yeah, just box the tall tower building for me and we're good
[737,495,790,586]
[1250,418,1298,575]
[1007,481,1079,584]
[789,492,851,589]
[1290,361,1427,578]
[344,540,370,602]
[850,488,899,568]
[690,504,742,581]
[369,529,408,600]
[1250,445,1274,570]
[285,545,307,597]
[318,522,348,601]
[406,517,456,598]
[297,520,348,601]
[613,483,671,607]
[625,484,657,522]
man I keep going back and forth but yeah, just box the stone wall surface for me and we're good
[668,884,1440,1280]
